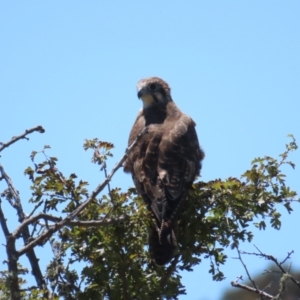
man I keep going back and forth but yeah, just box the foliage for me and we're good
[0,127,299,300]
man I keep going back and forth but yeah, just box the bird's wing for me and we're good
[124,109,203,250]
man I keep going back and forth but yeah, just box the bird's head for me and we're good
[137,77,172,108]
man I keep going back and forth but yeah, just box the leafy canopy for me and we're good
[0,134,298,299]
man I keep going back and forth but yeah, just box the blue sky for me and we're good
[0,1,299,299]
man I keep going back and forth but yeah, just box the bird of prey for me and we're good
[124,77,204,265]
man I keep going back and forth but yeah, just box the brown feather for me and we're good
[124,77,204,265]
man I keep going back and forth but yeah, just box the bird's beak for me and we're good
[137,87,148,99]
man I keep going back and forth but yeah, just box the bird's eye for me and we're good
[149,83,157,90]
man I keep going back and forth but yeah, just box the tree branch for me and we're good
[253,245,300,289]
[0,200,10,237]
[0,164,26,221]
[101,161,114,204]
[0,164,47,291]
[236,248,265,300]
[0,200,20,300]
[17,127,148,257]
[234,246,300,298]
[231,281,273,299]
[13,213,129,238]
[0,125,45,153]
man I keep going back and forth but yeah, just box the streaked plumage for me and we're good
[124,77,204,265]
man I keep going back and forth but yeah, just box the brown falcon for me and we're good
[124,77,204,265]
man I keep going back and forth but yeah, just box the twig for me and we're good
[27,201,44,219]
[237,248,265,300]
[254,245,300,289]
[236,246,300,299]
[17,127,148,257]
[0,125,45,153]
[101,161,114,204]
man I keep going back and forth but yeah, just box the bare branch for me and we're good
[253,245,300,289]
[0,200,10,237]
[13,213,129,238]
[231,281,273,299]
[235,246,300,299]
[19,285,39,292]
[0,125,45,153]
[27,201,44,219]
[0,201,20,299]
[17,127,148,257]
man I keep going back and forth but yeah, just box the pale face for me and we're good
[136,77,171,108]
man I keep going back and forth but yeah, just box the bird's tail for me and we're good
[148,224,177,266]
